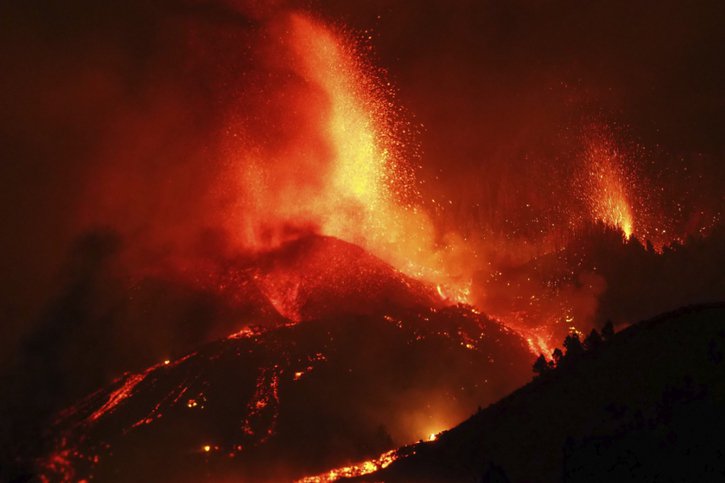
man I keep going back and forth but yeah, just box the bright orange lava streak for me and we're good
[295,449,399,482]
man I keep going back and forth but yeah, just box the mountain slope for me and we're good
[357,304,725,482]
[35,263,532,482]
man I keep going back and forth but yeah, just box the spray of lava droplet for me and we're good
[231,13,473,301]
[584,134,635,239]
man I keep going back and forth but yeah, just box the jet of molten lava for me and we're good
[228,13,473,301]
[585,135,635,239]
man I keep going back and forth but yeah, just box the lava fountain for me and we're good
[584,133,635,239]
[226,13,473,303]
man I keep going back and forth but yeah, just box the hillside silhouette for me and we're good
[357,303,725,482]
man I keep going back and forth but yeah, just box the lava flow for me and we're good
[296,449,401,482]
[37,284,533,482]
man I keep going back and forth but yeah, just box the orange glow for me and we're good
[513,323,558,359]
[227,13,474,302]
[585,135,635,239]
[227,326,263,340]
[241,367,280,444]
[295,449,399,482]
[89,373,147,422]
[28,6,724,483]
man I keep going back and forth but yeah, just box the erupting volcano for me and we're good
[223,13,472,303]
[1,1,723,482]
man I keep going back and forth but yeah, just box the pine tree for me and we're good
[563,333,584,358]
[532,354,549,377]
[584,329,602,351]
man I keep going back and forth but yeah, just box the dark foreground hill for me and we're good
[34,304,532,482]
[356,303,725,483]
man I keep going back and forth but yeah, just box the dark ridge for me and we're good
[33,304,532,482]
[357,303,725,482]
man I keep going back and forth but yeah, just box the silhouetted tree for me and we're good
[552,348,564,366]
[533,354,550,377]
[584,329,602,351]
[563,333,584,358]
[602,320,615,341]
